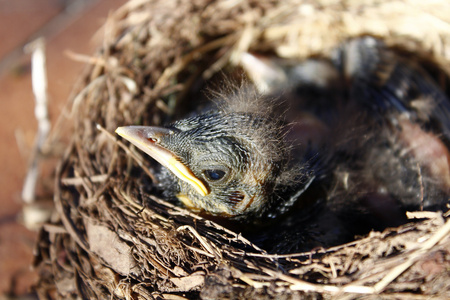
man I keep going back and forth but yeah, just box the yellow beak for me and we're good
[115,126,209,196]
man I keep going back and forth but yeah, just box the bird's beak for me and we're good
[115,126,209,196]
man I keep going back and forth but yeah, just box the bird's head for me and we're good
[116,110,290,219]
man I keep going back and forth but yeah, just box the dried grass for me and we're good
[34,0,450,299]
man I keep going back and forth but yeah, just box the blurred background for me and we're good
[0,0,126,297]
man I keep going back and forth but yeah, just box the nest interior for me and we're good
[34,0,450,299]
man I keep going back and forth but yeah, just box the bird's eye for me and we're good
[203,169,227,181]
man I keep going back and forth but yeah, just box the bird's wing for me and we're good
[340,37,450,141]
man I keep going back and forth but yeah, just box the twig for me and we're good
[22,38,51,204]
[406,211,442,219]
[61,174,109,186]
[373,217,450,293]
[64,49,106,66]
[186,245,215,258]
[239,273,271,289]
[177,225,222,259]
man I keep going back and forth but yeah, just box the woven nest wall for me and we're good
[34,0,450,299]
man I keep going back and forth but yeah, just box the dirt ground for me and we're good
[0,0,126,296]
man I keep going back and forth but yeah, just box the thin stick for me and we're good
[177,225,222,259]
[22,38,51,203]
[373,218,450,293]
[61,174,109,186]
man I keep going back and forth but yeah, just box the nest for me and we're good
[34,0,450,299]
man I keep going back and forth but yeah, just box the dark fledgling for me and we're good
[116,37,450,253]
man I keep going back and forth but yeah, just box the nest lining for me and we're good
[34,0,450,299]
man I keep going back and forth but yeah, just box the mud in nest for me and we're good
[33,0,450,299]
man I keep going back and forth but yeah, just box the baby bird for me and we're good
[116,37,450,249]
[116,89,307,220]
